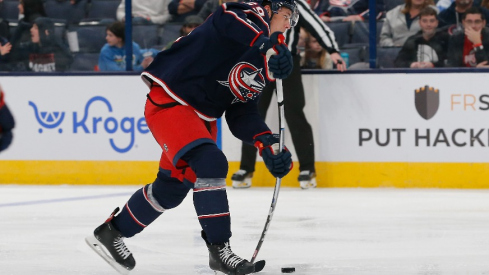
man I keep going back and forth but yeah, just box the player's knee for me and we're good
[151,174,191,209]
[183,143,228,178]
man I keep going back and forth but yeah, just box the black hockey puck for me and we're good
[281,267,295,273]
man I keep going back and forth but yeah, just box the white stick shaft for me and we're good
[250,79,285,264]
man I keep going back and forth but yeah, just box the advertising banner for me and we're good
[315,73,489,162]
[0,75,161,161]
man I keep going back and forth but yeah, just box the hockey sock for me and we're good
[112,175,190,237]
[193,178,231,244]
[182,144,231,243]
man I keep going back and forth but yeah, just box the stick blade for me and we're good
[253,260,266,272]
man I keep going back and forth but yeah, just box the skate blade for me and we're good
[300,178,317,189]
[85,235,131,275]
[232,181,251,189]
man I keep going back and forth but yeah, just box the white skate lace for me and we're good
[219,243,244,268]
[113,236,131,259]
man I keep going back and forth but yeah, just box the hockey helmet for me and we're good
[249,0,299,27]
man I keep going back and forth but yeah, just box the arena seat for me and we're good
[73,24,107,53]
[160,23,183,48]
[377,46,402,68]
[87,0,120,21]
[132,24,160,49]
[325,21,351,48]
[44,0,88,24]
[385,0,405,11]
[0,0,20,22]
[341,46,368,67]
[350,20,384,45]
[70,52,100,71]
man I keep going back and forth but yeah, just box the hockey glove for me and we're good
[254,133,292,178]
[267,44,293,79]
[254,32,285,54]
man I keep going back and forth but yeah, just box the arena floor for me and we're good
[1,185,489,274]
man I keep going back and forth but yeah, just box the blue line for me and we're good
[0,192,132,208]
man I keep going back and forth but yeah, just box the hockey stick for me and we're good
[250,78,285,267]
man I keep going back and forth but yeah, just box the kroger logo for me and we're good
[29,96,149,153]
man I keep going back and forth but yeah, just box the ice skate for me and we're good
[298,170,317,189]
[85,208,135,275]
[202,231,258,275]
[207,241,257,275]
[231,170,253,189]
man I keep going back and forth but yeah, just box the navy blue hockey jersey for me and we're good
[142,2,276,144]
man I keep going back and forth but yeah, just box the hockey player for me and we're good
[231,0,346,189]
[0,88,14,153]
[86,0,298,274]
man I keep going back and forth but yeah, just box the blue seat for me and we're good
[377,47,402,68]
[70,52,100,71]
[0,0,19,22]
[161,23,183,48]
[44,0,88,24]
[341,46,368,67]
[52,19,69,47]
[74,24,107,53]
[132,24,160,48]
[385,0,404,11]
[87,0,120,20]
[325,21,351,48]
[350,20,384,45]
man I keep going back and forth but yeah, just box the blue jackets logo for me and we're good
[218,62,266,104]
[29,96,149,153]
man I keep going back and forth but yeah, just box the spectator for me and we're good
[0,88,15,153]
[12,17,73,71]
[447,7,489,67]
[163,15,203,50]
[302,32,333,68]
[394,7,449,67]
[318,0,385,22]
[117,0,173,25]
[0,19,12,71]
[168,0,208,23]
[380,0,436,47]
[98,21,159,72]
[10,0,46,47]
[197,0,237,21]
[438,0,489,29]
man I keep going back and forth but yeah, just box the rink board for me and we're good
[1,73,489,188]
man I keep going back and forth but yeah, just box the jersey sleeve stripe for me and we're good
[250,31,264,47]
[223,4,261,34]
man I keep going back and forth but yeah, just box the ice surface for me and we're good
[1,185,489,274]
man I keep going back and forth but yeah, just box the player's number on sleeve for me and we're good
[253,6,265,16]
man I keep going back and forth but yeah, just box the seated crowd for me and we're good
[0,0,488,71]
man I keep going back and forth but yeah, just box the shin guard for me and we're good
[113,175,191,237]
[193,178,231,244]
[112,184,165,237]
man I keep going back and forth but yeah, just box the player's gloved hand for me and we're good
[254,133,293,178]
[267,44,293,79]
[254,32,285,54]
